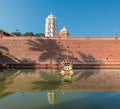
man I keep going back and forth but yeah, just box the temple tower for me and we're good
[45,13,58,37]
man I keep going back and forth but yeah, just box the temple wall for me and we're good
[0,36,120,65]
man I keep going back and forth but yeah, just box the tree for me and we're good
[11,30,45,37]
[23,32,34,36]
[11,32,22,36]
[34,33,45,36]
[11,29,22,36]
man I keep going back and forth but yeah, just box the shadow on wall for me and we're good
[28,39,67,64]
[27,39,103,65]
[0,46,17,65]
[20,58,36,64]
[28,39,85,64]
[73,52,103,79]
[27,39,103,78]
[0,45,37,65]
[78,52,103,65]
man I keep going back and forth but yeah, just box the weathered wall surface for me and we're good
[0,36,120,65]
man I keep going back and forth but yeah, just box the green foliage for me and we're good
[11,32,22,36]
[23,32,34,36]
[34,33,45,36]
[11,30,45,37]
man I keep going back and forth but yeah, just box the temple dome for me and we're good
[60,26,68,32]
[59,26,70,38]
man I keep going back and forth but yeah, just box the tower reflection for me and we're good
[47,92,58,104]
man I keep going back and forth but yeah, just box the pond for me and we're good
[0,69,120,109]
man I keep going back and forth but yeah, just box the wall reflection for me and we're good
[0,69,120,100]
[1,69,120,109]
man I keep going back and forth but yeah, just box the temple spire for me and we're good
[50,11,53,16]
[45,13,58,37]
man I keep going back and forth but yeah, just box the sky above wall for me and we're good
[0,0,120,36]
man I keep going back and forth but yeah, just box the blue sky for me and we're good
[0,0,120,36]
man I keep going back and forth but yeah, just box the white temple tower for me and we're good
[45,13,58,37]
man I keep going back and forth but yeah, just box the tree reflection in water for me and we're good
[1,68,120,106]
[0,70,18,99]
[32,72,62,90]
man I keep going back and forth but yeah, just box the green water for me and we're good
[0,92,120,109]
[0,69,120,109]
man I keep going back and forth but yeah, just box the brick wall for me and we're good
[0,36,120,65]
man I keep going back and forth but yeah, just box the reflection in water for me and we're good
[22,92,25,96]
[47,92,58,104]
[60,69,74,83]
[0,69,120,96]
[32,71,62,90]
[0,69,120,108]
[1,69,120,92]
[0,70,15,90]
[60,59,74,83]
[61,75,72,83]
[1,92,120,109]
